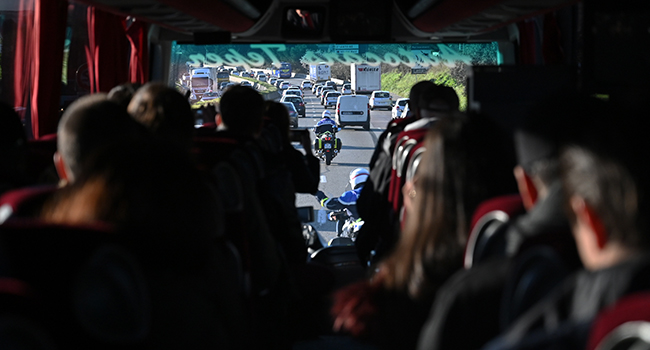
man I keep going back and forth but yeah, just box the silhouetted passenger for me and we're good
[483,98,650,350]
[127,82,194,151]
[417,95,583,350]
[332,114,516,350]
[356,82,460,266]
[42,138,249,349]
[107,82,141,110]
[55,93,146,185]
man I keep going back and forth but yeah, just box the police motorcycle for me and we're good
[312,111,341,166]
[314,168,368,242]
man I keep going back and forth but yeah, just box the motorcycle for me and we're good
[313,124,341,166]
[327,209,364,241]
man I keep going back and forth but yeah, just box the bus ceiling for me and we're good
[75,0,579,44]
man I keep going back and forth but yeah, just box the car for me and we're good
[369,90,392,110]
[312,83,322,94]
[317,85,331,98]
[341,83,352,95]
[269,77,277,85]
[335,94,370,130]
[279,81,290,90]
[200,91,219,102]
[300,80,312,90]
[240,81,252,87]
[281,102,299,128]
[223,82,236,91]
[392,98,409,119]
[400,102,410,118]
[284,88,303,98]
[275,79,284,87]
[280,95,306,117]
[323,91,341,109]
[231,71,240,76]
[325,81,337,90]
[258,75,267,82]
[219,81,230,90]
[319,87,334,103]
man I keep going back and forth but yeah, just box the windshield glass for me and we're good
[374,92,390,98]
[169,43,500,110]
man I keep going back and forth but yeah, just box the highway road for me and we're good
[277,77,393,243]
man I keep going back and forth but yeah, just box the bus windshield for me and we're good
[169,43,500,110]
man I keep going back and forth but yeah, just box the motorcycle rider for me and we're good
[313,110,341,152]
[315,110,337,132]
[315,168,369,236]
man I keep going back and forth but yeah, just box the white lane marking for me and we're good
[318,209,327,224]
[320,175,327,183]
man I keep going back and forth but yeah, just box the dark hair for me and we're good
[219,85,264,136]
[42,138,222,267]
[418,84,460,112]
[264,101,290,144]
[107,83,141,110]
[408,81,435,112]
[561,101,650,249]
[381,113,517,298]
[127,82,194,150]
[58,94,146,181]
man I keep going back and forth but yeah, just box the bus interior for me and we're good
[1,0,650,349]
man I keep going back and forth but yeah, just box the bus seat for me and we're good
[310,245,365,288]
[464,194,524,269]
[587,293,650,350]
[24,135,58,184]
[0,185,57,224]
[499,246,570,330]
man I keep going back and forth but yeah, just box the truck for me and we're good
[189,67,216,99]
[350,63,381,94]
[309,62,331,83]
[216,71,230,87]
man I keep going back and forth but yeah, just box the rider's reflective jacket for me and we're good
[317,185,364,219]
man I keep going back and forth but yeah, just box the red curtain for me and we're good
[517,20,538,65]
[124,19,149,84]
[85,7,130,93]
[13,0,68,139]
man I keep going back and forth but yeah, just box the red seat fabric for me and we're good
[0,185,57,223]
[587,292,650,350]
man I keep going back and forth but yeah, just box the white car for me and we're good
[240,81,252,87]
[300,80,312,90]
[284,87,303,98]
[279,81,291,90]
[200,91,220,102]
[392,98,409,119]
[369,90,392,110]
[341,83,352,95]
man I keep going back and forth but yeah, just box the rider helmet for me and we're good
[349,168,369,189]
[322,110,332,119]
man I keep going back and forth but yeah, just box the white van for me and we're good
[335,95,370,130]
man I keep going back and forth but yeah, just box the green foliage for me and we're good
[380,68,467,111]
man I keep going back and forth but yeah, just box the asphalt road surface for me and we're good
[276,77,393,243]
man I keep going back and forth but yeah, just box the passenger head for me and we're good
[349,168,369,190]
[407,81,434,119]
[42,138,222,267]
[0,102,27,193]
[561,100,650,270]
[512,95,573,210]
[107,82,141,110]
[127,82,195,150]
[264,101,291,144]
[382,113,516,297]
[417,83,459,120]
[56,93,145,184]
[218,85,265,137]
